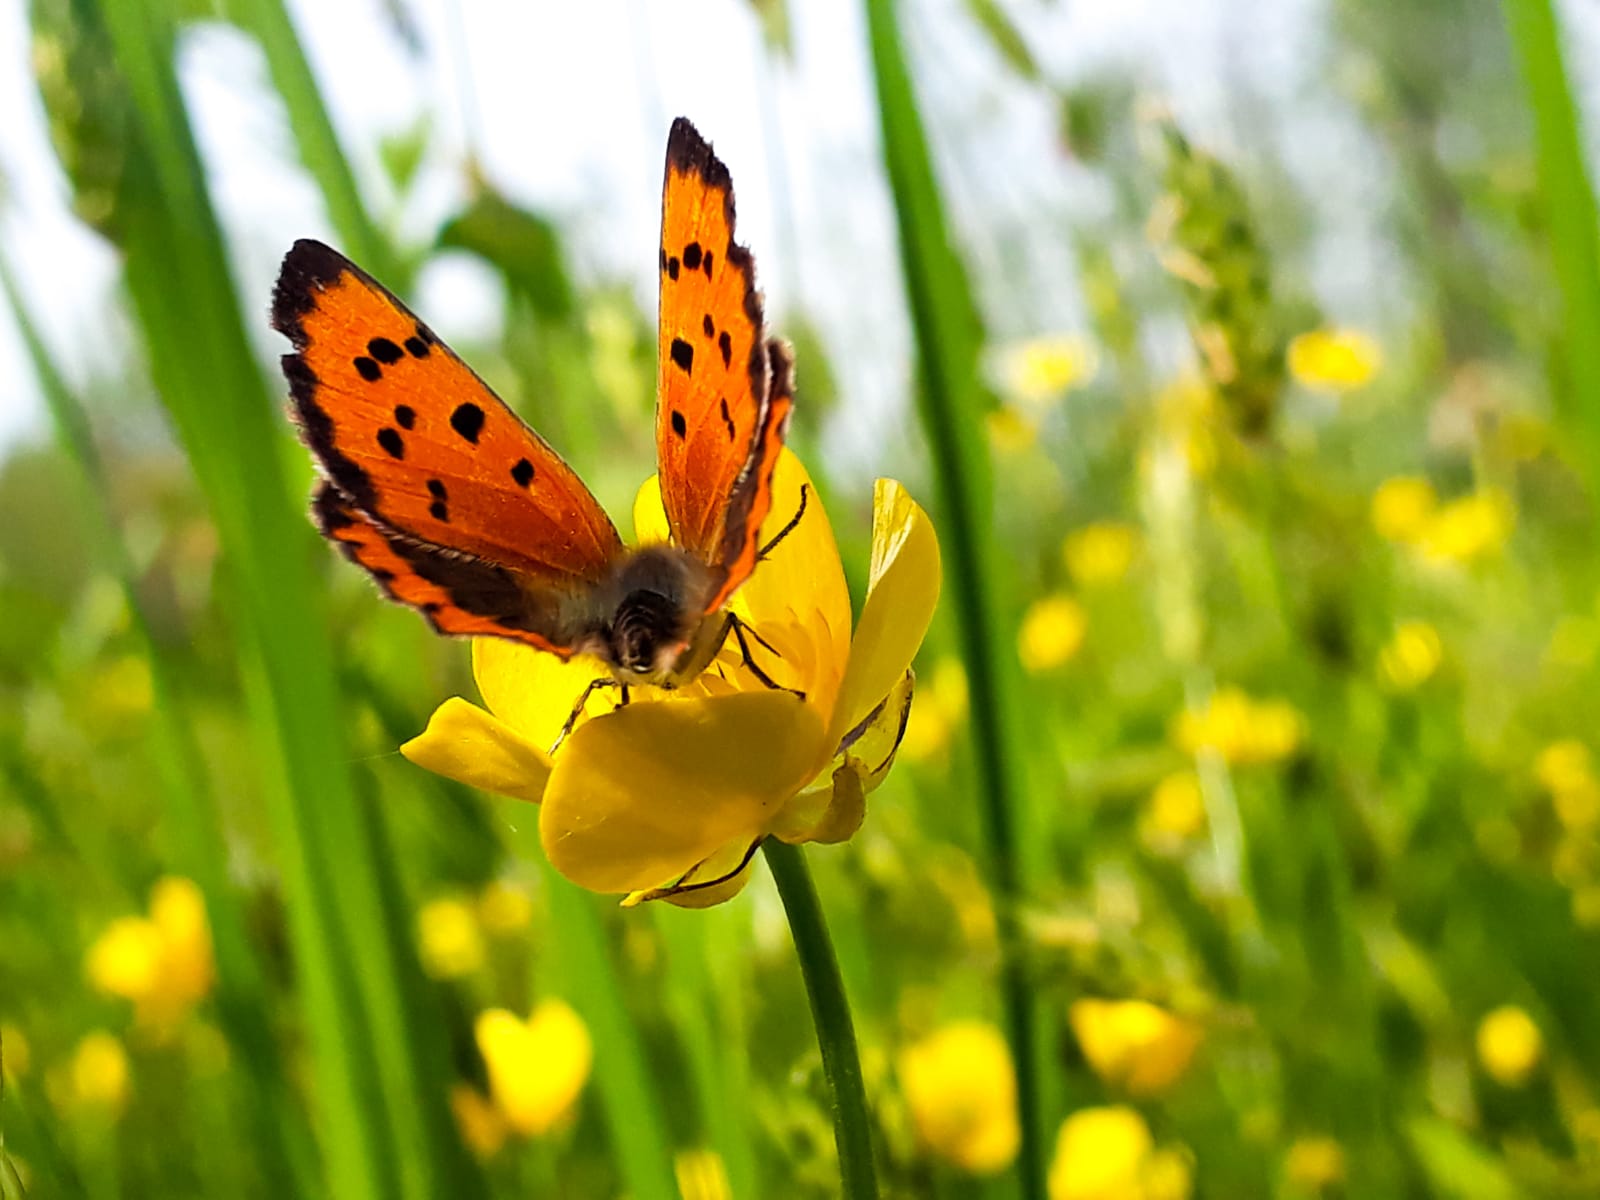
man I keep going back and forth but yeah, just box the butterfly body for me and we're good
[276,118,792,685]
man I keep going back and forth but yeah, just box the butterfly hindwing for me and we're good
[656,118,791,613]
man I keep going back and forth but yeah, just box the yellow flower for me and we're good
[1537,740,1600,831]
[1378,620,1442,691]
[1417,490,1514,564]
[476,1000,592,1135]
[1287,329,1382,392]
[403,451,939,905]
[1048,1106,1192,1200]
[68,1030,130,1117]
[1064,522,1140,587]
[900,657,968,763]
[1284,1136,1346,1191]
[450,1084,508,1159]
[1069,999,1202,1097]
[1477,1005,1542,1087]
[84,876,214,1032]
[1174,687,1304,766]
[417,897,485,980]
[988,407,1040,453]
[674,1148,733,1200]
[996,333,1099,406]
[898,1021,1020,1174]
[2,1023,31,1080]
[1019,595,1088,674]
[1371,476,1437,543]
[477,880,533,935]
[1140,771,1207,849]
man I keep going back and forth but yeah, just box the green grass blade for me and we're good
[861,0,1044,1193]
[85,1,477,1194]
[0,251,308,1198]
[1503,0,1600,494]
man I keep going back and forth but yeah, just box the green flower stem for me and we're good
[762,840,879,1200]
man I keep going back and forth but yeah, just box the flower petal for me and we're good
[401,697,551,803]
[735,451,850,650]
[473,638,623,752]
[632,474,671,544]
[827,480,941,747]
[541,691,825,893]
[623,837,760,907]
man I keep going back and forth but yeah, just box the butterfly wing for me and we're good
[275,239,624,653]
[655,118,793,615]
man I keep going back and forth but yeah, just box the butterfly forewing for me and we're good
[275,239,623,588]
[656,119,790,612]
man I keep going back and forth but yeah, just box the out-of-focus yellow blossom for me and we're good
[1154,375,1218,478]
[1572,884,1600,928]
[997,333,1099,407]
[404,452,937,906]
[1064,522,1140,587]
[417,897,485,980]
[1284,1136,1346,1191]
[1371,476,1437,543]
[901,658,967,763]
[988,407,1040,453]
[1141,771,1207,850]
[1551,837,1593,889]
[1174,687,1304,766]
[68,1030,130,1117]
[1546,616,1600,671]
[1378,620,1442,691]
[898,1021,1020,1174]
[1417,490,1514,564]
[1069,999,1202,1097]
[2,1023,31,1080]
[1019,595,1088,674]
[1536,740,1600,832]
[1048,1106,1192,1200]
[89,654,154,725]
[1476,1005,1542,1087]
[450,1084,507,1159]
[476,1000,592,1136]
[477,880,533,935]
[1287,329,1382,393]
[84,876,214,1033]
[674,1148,733,1200]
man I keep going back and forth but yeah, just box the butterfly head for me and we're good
[588,544,718,687]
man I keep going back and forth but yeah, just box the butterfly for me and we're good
[272,118,794,689]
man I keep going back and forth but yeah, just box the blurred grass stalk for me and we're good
[84,0,476,1194]
[0,252,306,1195]
[861,0,1045,1195]
[1502,0,1600,496]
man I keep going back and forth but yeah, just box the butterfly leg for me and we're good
[726,612,806,701]
[757,484,809,561]
[551,676,623,755]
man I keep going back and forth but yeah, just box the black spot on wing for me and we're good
[671,410,687,438]
[377,427,404,459]
[703,313,715,338]
[429,500,449,523]
[683,241,702,270]
[702,250,713,278]
[354,356,382,382]
[670,337,694,374]
[427,479,447,500]
[720,397,736,442]
[451,402,485,443]
[511,458,535,487]
[667,256,680,281]
[394,404,415,429]
[718,330,732,369]
[368,337,404,364]
[284,354,375,512]
[404,336,429,358]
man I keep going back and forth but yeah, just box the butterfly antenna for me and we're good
[757,483,808,560]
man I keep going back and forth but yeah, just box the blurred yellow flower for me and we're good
[1047,1106,1192,1200]
[1019,595,1088,674]
[1064,523,1140,587]
[450,1084,508,1159]
[1141,771,1207,848]
[988,407,1040,453]
[1370,476,1437,544]
[898,1021,1020,1174]
[476,1000,592,1136]
[1154,375,1219,478]
[477,880,533,935]
[997,333,1099,406]
[1537,740,1600,832]
[1378,620,1442,691]
[1174,687,1304,766]
[1417,490,1514,564]
[2,1023,30,1080]
[417,897,486,980]
[1284,1136,1346,1191]
[84,876,214,1033]
[404,452,937,906]
[900,657,968,763]
[1287,329,1382,393]
[1069,999,1202,1097]
[68,1030,130,1117]
[1476,1005,1542,1087]
[674,1148,733,1200]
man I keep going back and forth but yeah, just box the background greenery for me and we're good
[4,0,1600,1196]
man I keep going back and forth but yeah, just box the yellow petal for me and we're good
[401,697,551,804]
[626,838,760,908]
[472,638,621,752]
[541,691,824,893]
[827,479,940,748]
[633,474,671,545]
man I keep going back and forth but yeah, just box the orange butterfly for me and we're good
[273,118,794,689]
